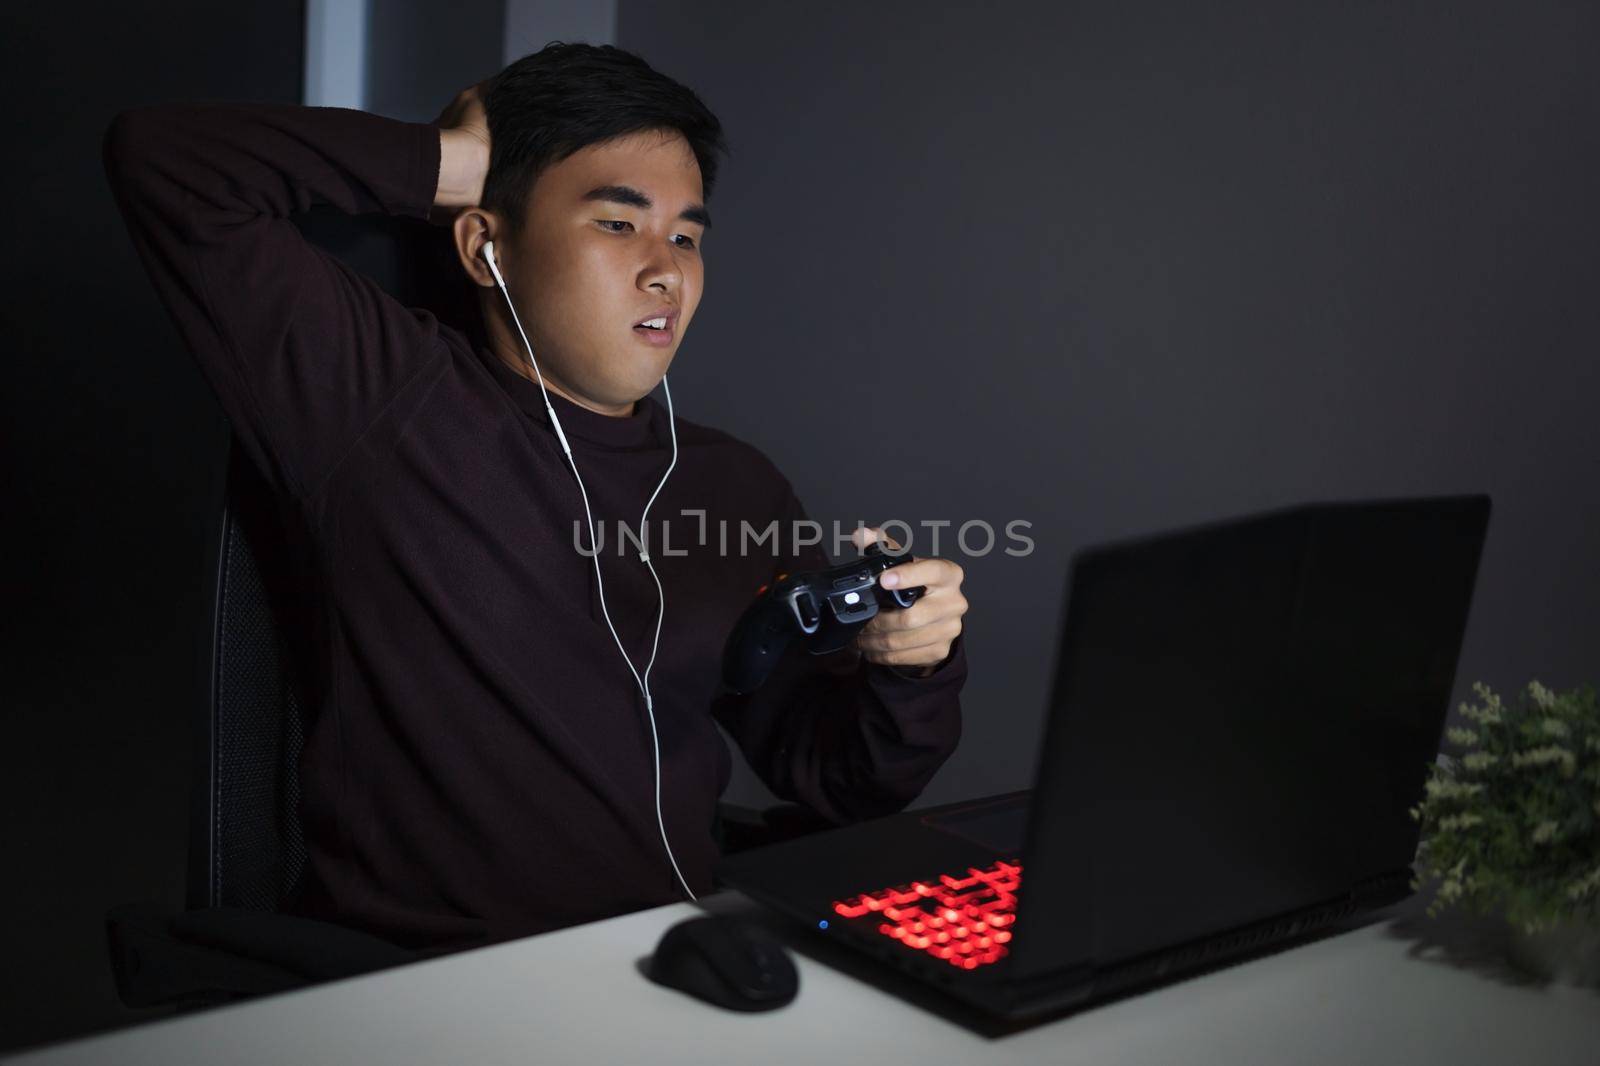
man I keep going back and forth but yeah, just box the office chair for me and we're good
[105,437,830,1010]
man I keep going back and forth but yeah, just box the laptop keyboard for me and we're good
[831,859,1021,969]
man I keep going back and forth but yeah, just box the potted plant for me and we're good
[1410,680,1600,984]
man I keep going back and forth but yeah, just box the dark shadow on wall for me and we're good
[2,1,304,1054]
[1,0,490,1054]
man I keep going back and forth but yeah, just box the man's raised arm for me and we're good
[102,101,475,502]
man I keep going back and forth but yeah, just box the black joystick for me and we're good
[721,542,925,694]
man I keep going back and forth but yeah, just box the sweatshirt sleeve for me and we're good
[102,102,445,502]
[711,485,967,825]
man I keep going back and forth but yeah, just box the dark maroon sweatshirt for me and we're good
[102,101,966,952]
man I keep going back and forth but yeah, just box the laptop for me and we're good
[715,494,1491,1022]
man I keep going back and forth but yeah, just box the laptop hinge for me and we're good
[1000,874,1414,1009]
[986,962,1100,1015]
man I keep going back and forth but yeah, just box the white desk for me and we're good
[8,892,1597,1065]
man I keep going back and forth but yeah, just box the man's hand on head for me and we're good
[430,80,492,225]
[851,526,968,678]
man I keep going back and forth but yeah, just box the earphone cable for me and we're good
[485,245,696,902]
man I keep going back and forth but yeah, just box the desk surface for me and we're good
[9,892,1598,1065]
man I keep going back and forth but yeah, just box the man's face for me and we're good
[492,128,707,414]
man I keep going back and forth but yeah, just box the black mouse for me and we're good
[647,915,799,1011]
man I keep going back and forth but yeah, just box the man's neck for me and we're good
[492,346,635,418]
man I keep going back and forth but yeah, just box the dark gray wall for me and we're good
[367,0,506,121]
[615,1,1600,810]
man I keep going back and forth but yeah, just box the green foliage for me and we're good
[1410,681,1600,934]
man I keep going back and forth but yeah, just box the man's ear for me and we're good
[452,209,502,287]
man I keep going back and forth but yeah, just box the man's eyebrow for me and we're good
[581,184,712,229]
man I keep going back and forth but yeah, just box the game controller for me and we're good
[722,541,926,694]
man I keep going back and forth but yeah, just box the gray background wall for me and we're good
[5,0,1597,1054]
[613,1,1600,809]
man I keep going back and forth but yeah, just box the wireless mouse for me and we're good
[647,915,799,1011]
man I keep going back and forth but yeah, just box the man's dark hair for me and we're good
[481,42,729,235]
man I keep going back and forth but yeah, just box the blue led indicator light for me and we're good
[818,919,829,930]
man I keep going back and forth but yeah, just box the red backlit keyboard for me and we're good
[831,859,1021,970]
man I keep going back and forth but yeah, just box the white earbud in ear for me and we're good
[481,240,508,289]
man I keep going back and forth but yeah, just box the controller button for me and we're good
[791,590,821,632]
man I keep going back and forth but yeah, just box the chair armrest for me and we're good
[170,906,416,980]
[106,901,418,1010]
[106,901,306,1008]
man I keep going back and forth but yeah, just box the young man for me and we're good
[104,43,968,953]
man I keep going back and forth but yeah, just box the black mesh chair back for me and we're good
[188,441,313,913]
[106,440,419,1008]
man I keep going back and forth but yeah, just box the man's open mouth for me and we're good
[633,307,678,345]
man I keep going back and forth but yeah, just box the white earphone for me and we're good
[481,239,695,902]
